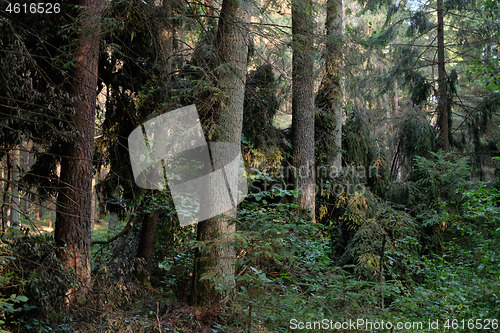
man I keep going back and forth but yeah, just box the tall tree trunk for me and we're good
[0,155,7,230]
[323,0,344,171]
[192,0,251,307]
[160,0,174,96]
[393,80,399,115]
[292,0,315,217]
[21,143,30,217]
[392,80,401,180]
[55,0,103,302]
[437,0,449,151]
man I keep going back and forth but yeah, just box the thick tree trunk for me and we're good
[55,0,102,302]
[292,0,315,217]
[192,0,251,307]
[135,211,160,283]
[437,0,449,151]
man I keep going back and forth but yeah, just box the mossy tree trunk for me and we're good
[191,0,251,307]
[316,0,344,172]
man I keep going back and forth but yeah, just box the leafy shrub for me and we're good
[0,234,75,329]
[228,188,394,331]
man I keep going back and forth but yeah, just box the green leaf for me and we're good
[16,295,28,302]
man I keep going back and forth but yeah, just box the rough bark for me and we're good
[192,0,251,307]
[437,0,449,151]
[292,0,315,217]
[55,0,103,302]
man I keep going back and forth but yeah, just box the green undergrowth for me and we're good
[1,158,498,332]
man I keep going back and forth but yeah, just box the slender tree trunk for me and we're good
[393,80,399,115]
[21,143,30,217]
[192,0,251,307]
[10,148,20,228]
[160,0,173,96]
[325,0,344,171]
[392,80,401,180]
[0,155,7,230]
[91,182,96,231]
[292,0,315,218]
[55,0,103,302]
[98,170,105,220]
[48,199,54,230]
[37,197,44,220]
[437,0,448,151]
[5,152,12,227]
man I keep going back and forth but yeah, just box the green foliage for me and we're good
[0,234,76,329]
[461,185,500,226]
[156,220,196,301]
[232,189,386,330]
[314,107,340,167]
[405,10,433,37]
[391,109,437,178]
[0,2,79,197]
[0,281,30,331]
[392,219,500,323]
[390,151,471,250]
[403,70,433,106]
[243,64,281,149]
[343,108,371,166]
[413,151,470,206]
